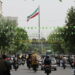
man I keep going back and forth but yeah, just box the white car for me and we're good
[51,57,57,71]
[41,57,57,71]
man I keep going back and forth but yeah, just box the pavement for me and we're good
[11,64,73,75]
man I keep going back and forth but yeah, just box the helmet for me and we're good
[2,54,7,59]
[46,55,49,58]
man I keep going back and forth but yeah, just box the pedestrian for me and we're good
[62,56,66,69]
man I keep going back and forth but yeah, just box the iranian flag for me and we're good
[27,7,39,21]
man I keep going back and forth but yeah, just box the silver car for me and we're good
[41,57,57,71]
[51,57,57,71]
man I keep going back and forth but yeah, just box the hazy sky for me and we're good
[2,0,75,39]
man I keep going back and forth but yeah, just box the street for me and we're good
[11,64,73,75]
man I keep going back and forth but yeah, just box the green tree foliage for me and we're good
[48,7,75,54]
[63,7,75,54]
[14,27,29,53]
[48,27,65,54]
[0,16,17,53]
[0,16,29,54]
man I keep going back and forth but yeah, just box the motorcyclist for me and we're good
[0,54,11,75]
[44,55,51,74]
[13,56,19,71]
[68,56,73,68]
[73,56,75,75]
[26,53,32,69]
[31,53,39,72]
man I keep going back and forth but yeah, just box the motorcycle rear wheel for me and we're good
[47,73,49,75]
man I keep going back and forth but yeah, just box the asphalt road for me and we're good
[11,64,73,75]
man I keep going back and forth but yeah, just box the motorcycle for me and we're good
[27,63,31,69]
[13,63,19,71]
[44,65,51,75]
[26,59,32,69]
[32,64,38,72]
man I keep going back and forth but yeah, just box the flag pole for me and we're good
[38,6,40,41]
[38,5,41,53]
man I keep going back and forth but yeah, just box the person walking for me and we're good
[62,56,66,69]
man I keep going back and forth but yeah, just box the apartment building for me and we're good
[0,0,2,15]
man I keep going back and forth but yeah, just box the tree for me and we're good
[48,7,75,54]
[63,7,75,54]
[14,27,29,53]
[0,16,17,54]
[47,27,65,53]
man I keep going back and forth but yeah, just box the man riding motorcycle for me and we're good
[31,53,39,72]
[44,55,51,75]
[26,54,32,69]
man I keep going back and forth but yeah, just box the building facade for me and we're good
[0,0,18,25]
[5,16,18,25]
[0,0,2,15]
